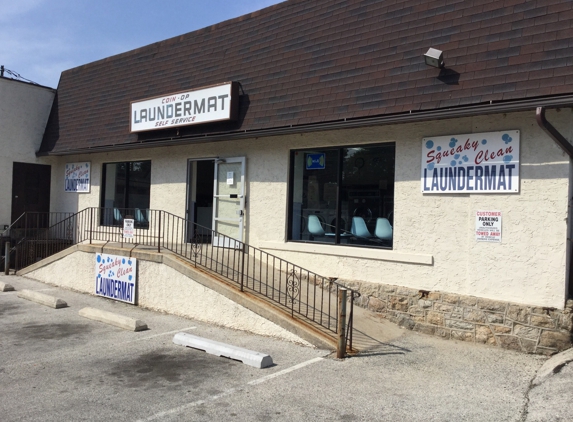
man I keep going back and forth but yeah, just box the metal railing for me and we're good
[11,208,359,351]
[1,212,75,270]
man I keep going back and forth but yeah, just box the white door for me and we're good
[212,157,246,248]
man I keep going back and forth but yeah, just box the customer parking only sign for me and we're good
[95,253,137,304]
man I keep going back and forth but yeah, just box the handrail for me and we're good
[1,212,75,268]
[1,212,25,237]
[12,208,360,351]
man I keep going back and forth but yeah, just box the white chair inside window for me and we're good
[351,216,373,239]
[113,208,123,224]
[135,208,148,224]
[308,215,334,238]
[374,217,393,241]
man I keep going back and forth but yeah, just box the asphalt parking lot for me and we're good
[0,275,569,422]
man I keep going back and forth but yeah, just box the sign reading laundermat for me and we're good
[421,131,519,193]
[95,253,137,304]
[130,82,239,133]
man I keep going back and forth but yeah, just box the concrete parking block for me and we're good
[0,281,15,292]
[173,332,273,369]
[79,307,148,331]
[17,289,67,308]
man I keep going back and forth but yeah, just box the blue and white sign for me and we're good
[422,131,519,193]
[65,162,91,193]
[306,153,326,170]
[95,253,137,304]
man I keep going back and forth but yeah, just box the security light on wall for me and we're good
[424,48,444,68]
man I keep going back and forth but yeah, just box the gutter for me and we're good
[40,94,573,156]
[537,106,573,303]
[536,107,573,158]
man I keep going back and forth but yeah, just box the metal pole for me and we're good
[336,288,347,359]
[239,244,246,292]
[157,211,161,253]
[89,208,93,244]
[4,241,10,275]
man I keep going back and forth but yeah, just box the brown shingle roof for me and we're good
[41,0,573,154]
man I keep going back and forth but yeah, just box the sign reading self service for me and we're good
[422,131,519,193]
[65,162,90,193]
[131,82,239,133]
[95,253,137,304]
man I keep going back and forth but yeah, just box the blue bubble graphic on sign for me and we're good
[482,139,487,145]
[454,154,460,159]
[129,275,133,281]
[437,146,442,151]
[502,133,513,144]
[462,155,469,162]
[425,140,434,149]
[427,163,435,171]
[449,138,458,148]
[503,155,513,163]
[122,258,125,264]
[128,260,132,266]
[450,160,457,167]
[97,255,101,263]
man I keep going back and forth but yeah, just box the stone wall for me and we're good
[342,279,573,355]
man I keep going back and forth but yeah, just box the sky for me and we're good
[0,0,283,88]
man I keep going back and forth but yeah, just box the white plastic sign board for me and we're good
[475,210,502,243]
[123,219,134,239]
[95,253,137,304]
[65,162,91,192]
[131,82,237,132]
[422,131,519,193]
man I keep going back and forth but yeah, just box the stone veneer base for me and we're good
[339,279,573,355]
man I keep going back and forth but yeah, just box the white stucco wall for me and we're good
[0,78,55,226]
[24,250,312,345]
[48,109,573,309]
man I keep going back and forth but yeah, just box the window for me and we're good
[100,161,151,226]
[289,144,395,248]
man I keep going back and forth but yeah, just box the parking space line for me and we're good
[132,327,197,341]
[137,356,325,421]
[248,356,324,385]
[136,388,238,422]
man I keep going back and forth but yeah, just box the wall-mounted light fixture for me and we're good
[216,158,226,164]
[424,48,444,68]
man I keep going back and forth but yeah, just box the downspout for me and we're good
[536,106,573,303]
[536,107,573,158]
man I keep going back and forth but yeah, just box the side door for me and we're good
[11,162,51,227]
[212,157,246,248]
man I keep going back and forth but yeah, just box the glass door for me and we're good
[212,157,246,248]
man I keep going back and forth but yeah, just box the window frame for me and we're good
[287,142,395,249]
[99,160,152,228]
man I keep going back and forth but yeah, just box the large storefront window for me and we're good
[100,161,151,226]
[289,144,395,248]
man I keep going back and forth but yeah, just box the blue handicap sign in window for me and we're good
[306,153,325,170]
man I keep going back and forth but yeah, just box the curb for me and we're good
[79,307,148,331]
[173,332,273,368]
[17,289,67,308]
[0,281,15,292]
[532,347,573,387]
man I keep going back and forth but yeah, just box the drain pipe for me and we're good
[536,106,573,302]
[536,107,573,158]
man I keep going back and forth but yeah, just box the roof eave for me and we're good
[39,94,573,157]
